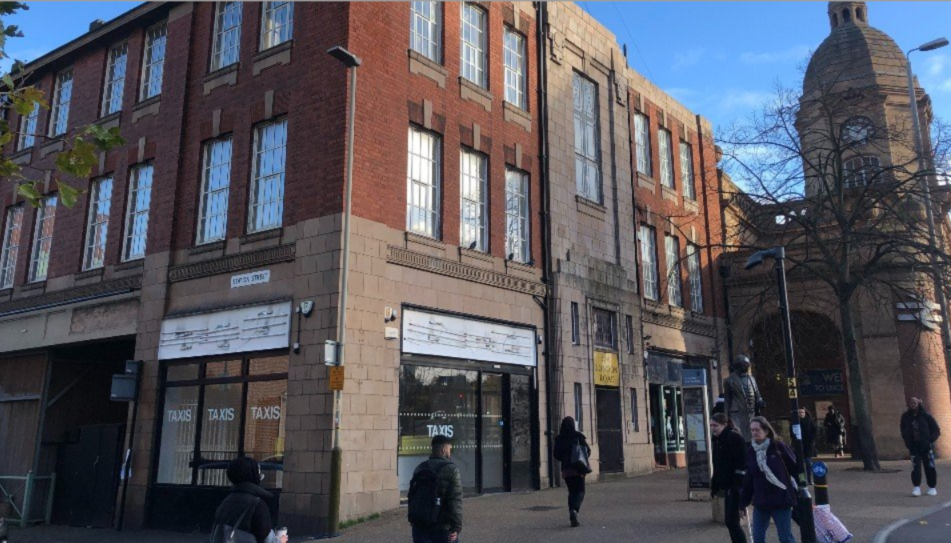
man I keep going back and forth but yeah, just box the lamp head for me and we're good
[920,38,949,52]
[744,252,765,270]
[327,46,362,68]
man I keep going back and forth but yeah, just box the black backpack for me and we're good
[407,460,449,528]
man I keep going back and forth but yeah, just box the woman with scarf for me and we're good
[553,416,591,528]
[740,416,798,543]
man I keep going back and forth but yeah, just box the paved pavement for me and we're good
[879,498,951,543]
[5,458,950,543]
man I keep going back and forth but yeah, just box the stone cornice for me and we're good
[642,301,718,337]
[387,245,545,296]
[169,244,296,283]
[0,275,142,318]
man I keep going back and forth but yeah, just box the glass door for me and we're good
[480,373,504,492]
[508,374,533,491]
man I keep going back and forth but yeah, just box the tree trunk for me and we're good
[837,292,881,471]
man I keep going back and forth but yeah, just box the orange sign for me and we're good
[329,366,345,391]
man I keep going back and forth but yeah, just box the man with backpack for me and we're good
[407,434,463,543]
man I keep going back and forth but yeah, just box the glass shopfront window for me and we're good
[156,353,288,488]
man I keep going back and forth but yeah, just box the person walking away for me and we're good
[553,416,591,527]
[823,406,846,458]
[900,397,941,497]
[798,408,816,484]
[407,435,463,543]
[211,457,288,543]
[740,417,798,543]
[710,413,748,543]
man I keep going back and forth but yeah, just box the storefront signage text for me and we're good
[231,270,271,289]
[593,351,620,387]
[158,302,292,360]
[800,369,846,396]
[167,408,193,422]
[207,408,236,421]
[402,309,537,367]
[251,406,282,420]
[427,424,454,437]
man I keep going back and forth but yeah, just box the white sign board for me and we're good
[158,301,291,360]
[231,269,271,289]
[402,309,536,366]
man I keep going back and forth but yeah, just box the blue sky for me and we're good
[2,2,950,136]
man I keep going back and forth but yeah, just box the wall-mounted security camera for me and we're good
[384,307,398,322]
[299,300,314,317]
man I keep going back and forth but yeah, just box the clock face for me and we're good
[843,117,874,145]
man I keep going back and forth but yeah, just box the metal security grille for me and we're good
[593,308,616,350]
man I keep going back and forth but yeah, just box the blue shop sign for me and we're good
[682,368,707,387]
[800,369,846,396]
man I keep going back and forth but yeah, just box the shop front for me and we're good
[647,352,686,467]
[397,308,538,496]
[148,302,290,531]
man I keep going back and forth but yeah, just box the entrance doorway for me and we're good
[398,363,535,495]
[650,384,685,465]
[595,387,623,473]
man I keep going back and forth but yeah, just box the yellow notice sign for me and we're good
[593,351,620,387]
[329,366,345,391]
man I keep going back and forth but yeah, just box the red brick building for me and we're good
[0,1,544,535]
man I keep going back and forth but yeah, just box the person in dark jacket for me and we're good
[713,394,726,415]
[741,417,798,543]
[900,397,942,496]
[553,416,591,528]
[212,457,287,543]
[411,435,463,543]
[710,413,748,543]
[798,408,816,484]
[824,406,846,457]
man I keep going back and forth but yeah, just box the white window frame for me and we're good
[459,3,486,88]
[687,243,703,313]
[248,118,288,233]
[410,1,441,63]
[211,1,243,71]
[635,113,651,176]
[101,42,128,117]
[659,128,674,189]
[665,234,683,307]
[573,73,601,203]
[459,149,487,252]
[83,177,114,271]
[680,141,696,200]
[505,169,530,263]
[197,137,233,245]
[0,206,24,289]
[844,155,881,188]
[49,69,73,137]
[407,127,441,238]
[260,1,294,51]
[639,225,658,301]
[29,196,57,283]
[18,102,39,150]
[123,163,154,261]
[140,21,168,101]
[504,27,527,109]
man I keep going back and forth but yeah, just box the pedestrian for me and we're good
[553,416,591,528]
[740,416,799,543]
[710,413,748,543]
[713,394,726,415]
[407,434,463,543]
[798,408,816,484]
[900,397,941,497]
[824,406,846,458]
[211,457,288,543]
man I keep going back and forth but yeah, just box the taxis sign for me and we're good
[593,351,620,387]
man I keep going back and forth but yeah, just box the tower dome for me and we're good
[804,2,910,95]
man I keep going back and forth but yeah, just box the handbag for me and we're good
[569,438,592,475]
[210,497,261,543]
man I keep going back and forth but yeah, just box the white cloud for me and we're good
[673,48,705,70]
[926,54,948,77]
[740,45,810,65]
[718,90,773,111]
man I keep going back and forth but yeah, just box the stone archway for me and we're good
[748,311,851,453]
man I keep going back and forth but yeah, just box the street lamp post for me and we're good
[745,247,817,543]
[905,37,951,392]
[326,45,361,537]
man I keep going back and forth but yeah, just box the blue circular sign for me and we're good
[812,461,828,478]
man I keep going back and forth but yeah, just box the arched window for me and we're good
[842,8,851,23]
[844,156,880,187]
[856,7,865,22]
[832,13,839,28]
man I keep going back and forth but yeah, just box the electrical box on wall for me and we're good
[384,327,399,340]
[324,340,339,365]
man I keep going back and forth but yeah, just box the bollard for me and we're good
[813,461,829,506]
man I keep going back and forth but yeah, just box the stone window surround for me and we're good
[459,77,493,112]
[252,40,293,77]
[408,49,448,88]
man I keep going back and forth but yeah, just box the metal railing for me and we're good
[0,471,56,528]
